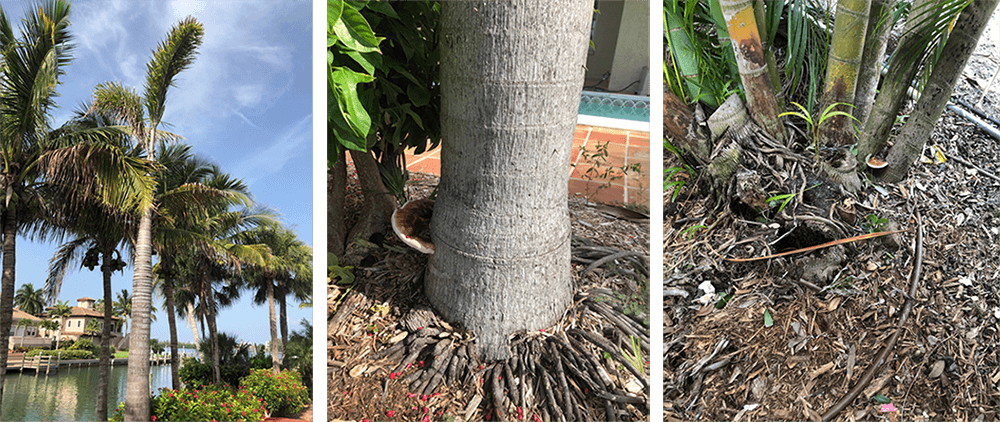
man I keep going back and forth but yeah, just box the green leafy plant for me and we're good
[179,357,213,388]
[110,385,268,422]
[328,253,355,285]
[574,141,644,205]
[763,309,774,327]
[240,369,311,418]
[682,224,706,240]
[779,101,860,161]
[665,165,694,202]
[715,292,733,309]
[862,213,889,233]
[619,335,647,378]
[25,349,94,359]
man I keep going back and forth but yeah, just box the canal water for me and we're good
[1,362,174,421]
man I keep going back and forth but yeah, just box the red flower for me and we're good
[387,410,396,417]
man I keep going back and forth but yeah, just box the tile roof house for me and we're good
[7,308,47,350]
[45,297,124,346]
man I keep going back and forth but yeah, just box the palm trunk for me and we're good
[0,202,18,409]
[719,0,786,142]
[184,301,204,361]
[279,292,288,351]
[97,251,114,421]
[343,149,395,266]
[819,0,872,146]
[267,279,280,374]
[201,271,221,384]
[427,0,587,361]
[665,2,710,106]
[164,272,180,390]
[329,151,347,258]
[125,207,154,421]
[853,0,896,125]
[856,0,935,162]
[881,0,1000,181]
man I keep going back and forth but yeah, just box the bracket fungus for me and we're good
[391,198,435,254]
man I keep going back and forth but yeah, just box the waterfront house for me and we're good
[7,308,48,350]
[44,297,124,347]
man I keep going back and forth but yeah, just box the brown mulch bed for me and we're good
[330,171,650,421]
[665,13,1000,421]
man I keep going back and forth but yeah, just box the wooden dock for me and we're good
[5,352,173,373]
[6,354,59,374]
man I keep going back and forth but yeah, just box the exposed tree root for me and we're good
[365,283,649,422]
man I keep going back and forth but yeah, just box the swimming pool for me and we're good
[577,91,650,131]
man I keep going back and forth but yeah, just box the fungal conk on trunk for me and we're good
[391,199,435,254]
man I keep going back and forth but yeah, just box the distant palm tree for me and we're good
[38,319,59,341]
[150,144,253,390]
[48,301,73,350]
[13,284,46,316]
[15,318,35,349]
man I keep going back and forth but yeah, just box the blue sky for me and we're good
[8,0,313,346]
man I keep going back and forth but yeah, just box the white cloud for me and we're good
[232,114,311,187]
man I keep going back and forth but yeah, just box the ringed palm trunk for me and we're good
[163,271,180,390]
[0,200,17,404]
[200,271,222,383]
[426,0,588,362]
[98,251,114,421]
[819,0,872,146]
[126,208,154,420]
[719,0,785,142]
[881,0,1000,181]
[267,278,280,374]
[279,292,288,351]
[185,301,204,361]
[856,0,935,161]
[853,0,897,125]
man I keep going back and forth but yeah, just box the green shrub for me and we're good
[178,357,213,388]
[67,338,100,356]
[109,385,267,422]
[25,349,93,359]
[239,369,309,417]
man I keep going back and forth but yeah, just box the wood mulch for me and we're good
[330,171,650,421]
[664,11,1000,420]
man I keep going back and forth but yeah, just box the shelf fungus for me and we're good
[391,198,435,254]
[866,154,888,169]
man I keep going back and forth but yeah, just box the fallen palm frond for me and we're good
[719,228,909,262]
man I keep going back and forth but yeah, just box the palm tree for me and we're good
[48,300,72,350]
[0,2,136,404]
[186,205,274,383]
[241,225,310,373]
[15,318,34,349]
[150,144,253,389]
[13,284,46,316]
[36,110,157,422]
[113,289,132,338]
[88,17,203,420]
[38,318,59,342]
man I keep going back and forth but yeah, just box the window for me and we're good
[77,320,81,328]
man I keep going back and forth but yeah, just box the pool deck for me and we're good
[404,125,650,208]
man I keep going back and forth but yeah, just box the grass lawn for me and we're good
[114,351,128,358]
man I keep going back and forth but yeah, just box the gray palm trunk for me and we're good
[268,279,280,373]
[426,0,590,362]
[98,251,114,421]
[126,207,154,420]
[185,301,204,361]
[163,275,180,390]
[856,0,935,163]
[199,271,222,384]
[0,201,17,403]
[882,0,1000,181]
